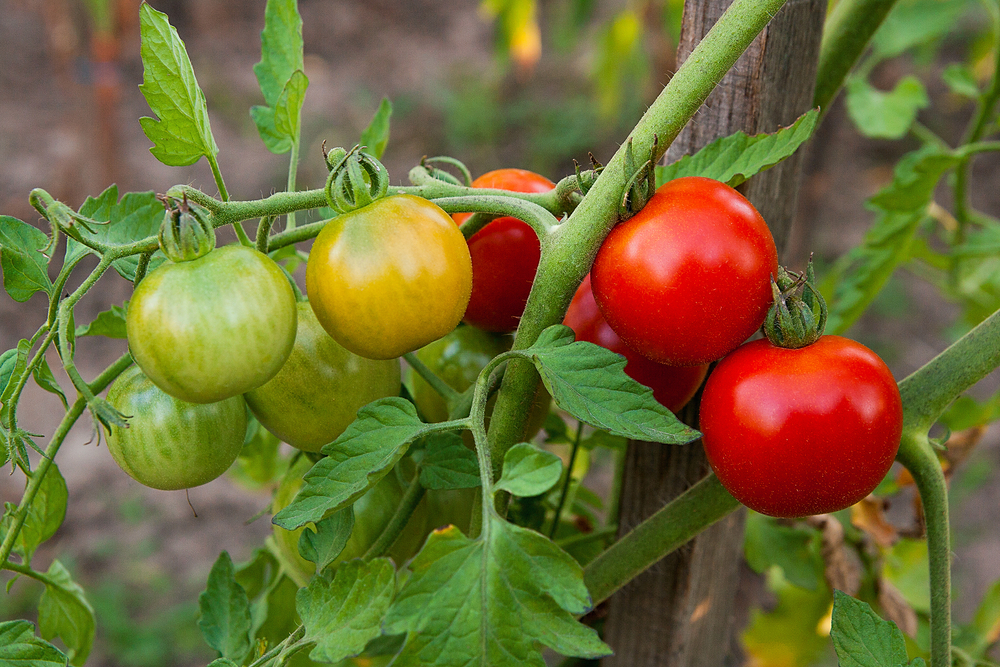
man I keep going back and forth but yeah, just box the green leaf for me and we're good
[0,620,67,666]
[655,108,818,188]
[419,432,481,490]
[229,415,285,488]
[75,302,128,338]
[845,76,929,140]
[252,0,305,154]
[830,590,909,667]
[273,70,308,140]
[495,442,562,497]
[0,216,52,303]
[966,579,1000,657]
[138,3,219,166]
[883,538,930,614]
[522,326,700,445]
[385,517,611,666]
[207,660,240,667]
[743,512,822,591]
[743,568,833,667]
[68,186,166,281]
[272,398,432,530]
[32,358,67,411]
[1,465,68,565]
[198,552,253,663]
[297,558,396,663]
[1,340,30,425]
[942,63,980,99]
[871,0,970,60]
[37,560,95,666]
[298,507,355,572]
[869,142,959,212]
[360,98,393,159]
[249,106,290,154]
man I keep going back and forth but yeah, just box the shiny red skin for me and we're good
[591,177,778,366]
[700,336,903,518]
[456,169,555,333]
[564,275,708,413]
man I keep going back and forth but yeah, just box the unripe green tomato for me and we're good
[409,325,550,440]
[105,365,247,490]
[244,303,402,453]
[127,244,297,403]
[271,461,429,585]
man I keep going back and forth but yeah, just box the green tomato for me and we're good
[105,365,247,490]
[127,244,297,404]
[245,303,402,453]
[271,461,429,585]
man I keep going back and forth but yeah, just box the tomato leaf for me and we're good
[0,465,68,566]
[384,519,611,666]
[360,98,393,159]
[297,558,396,663]
[419,432,481,490]
[198,552,253,664]
[830,590,910,667]
[743,512,822,591]
[870,0,969,61]
[942,63,980,100]
[0,216,53,303]
[32,358,67,410]
[521,326,700,445]
[0,620,67,667]
[494,442,562,498]
[823,144,959,334]
[965,579,1000,658]
[138,3,219,167]
[273,70,308,141]
[272,398,433,530]
[36,560,95,666]
[655,108,818,188]
[74,302,128,339]
[845,75,929,140]
[252,0,305,154]
[298,507,355,572]
[67,186,166,281]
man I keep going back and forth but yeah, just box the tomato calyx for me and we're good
[323,144,390,214]
[157,194,215,262]
[420,155,474,187]
[762,260,828,349]
[573,154,604,196]
[619,136,658,219]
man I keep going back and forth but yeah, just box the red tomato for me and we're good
[699,336,903,518]
[564,275,707,413]
[591,177,777,366]
[456,169,555,333]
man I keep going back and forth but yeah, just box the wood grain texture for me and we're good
[601,1,826,665]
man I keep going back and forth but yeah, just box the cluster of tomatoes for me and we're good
[105,167,903,524]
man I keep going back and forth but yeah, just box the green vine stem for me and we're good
[286,139,300,232]
[582,474,740,605]
[0,352,133,567]
[403,352,459,404]
[486,0,793,505]
[548,421,583,539]
[432,196,560,238]
[362,476,427,561]
[952,10,1000,256]
[813,0,900,113]
[256,216,276,254]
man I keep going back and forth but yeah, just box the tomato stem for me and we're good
[433,195,559,238]
[362,477,427,562]
[0,352,132,568]
[582,473,740,606]
[403,352,460,405]
[548,421,584,539]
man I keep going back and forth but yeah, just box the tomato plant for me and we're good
[455,169,554,333]
[564,274,708,413]
[699,336,903,518]
[126,244,298,403]
[591,176,778,366]
[104,364,247,490]
[306,194,473,360]
[244,302,402,453]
